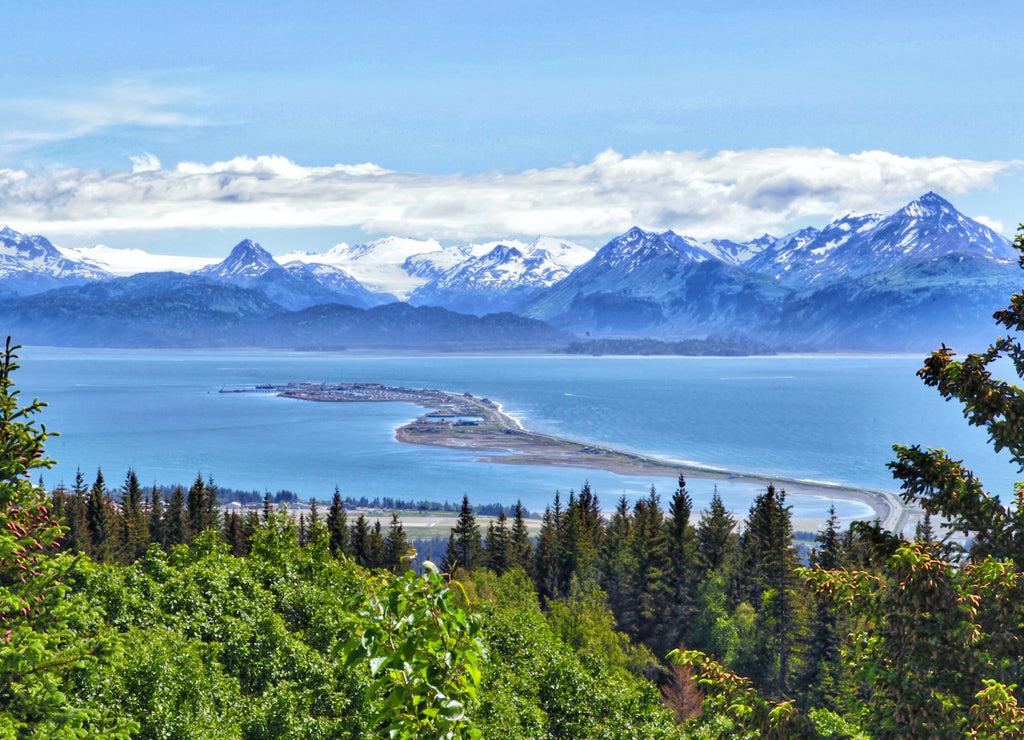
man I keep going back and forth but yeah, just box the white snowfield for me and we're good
[56,244,219,276]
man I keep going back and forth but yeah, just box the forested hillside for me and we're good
[5,233,1024,738]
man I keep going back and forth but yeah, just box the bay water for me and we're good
[14,347,1019,528]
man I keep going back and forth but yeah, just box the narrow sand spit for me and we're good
[256,381,910,531]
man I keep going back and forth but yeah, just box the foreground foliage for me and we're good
[0,338,134,737]
[343,561,484,740]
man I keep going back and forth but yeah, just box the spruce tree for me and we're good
[0,337,132,734]
[85,468,106,548]
[186,474,218,537]
[204,476,221,533]
[367,520,388,569]
[627,485,668,645]
[914,511,936,545]
[49,482,68,550]
[326,489,350,556]
[533,505,559,601]
[794,505,846,712]
[655,474,701,655]
[738,484,802,698]
[164,485,187,547]
[443,495,482,573]
[557,483,603,587]
[574,482,604,575]
[86,468,117,562]
[697,486,737,573]
[242,509,261,549]
[600,494,635,625]
[533,491,565,599]
[307,498,326,550]
[121,468,148,561]
[72,468,87,499]
[887,226,1024,563]
[509,499,533,570]
[484,507,511,575]
[186,474,204,537]
[148,484,164,549]
[223,511,243,556]
[385,512,409,571]
[441,532,460,575]
[64,469,91,554]
[350,513,370,567]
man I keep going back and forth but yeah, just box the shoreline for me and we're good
[395,414,906,533]
[241,381,913,532]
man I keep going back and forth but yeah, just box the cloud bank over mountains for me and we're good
[0,148,1016,244]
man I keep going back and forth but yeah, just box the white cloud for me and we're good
[0,79,207,155]
[130,153,162,174]
[0,148,1017,243]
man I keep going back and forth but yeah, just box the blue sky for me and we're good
[2,0,1021,255]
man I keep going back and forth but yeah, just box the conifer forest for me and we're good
[5,231,1024,738]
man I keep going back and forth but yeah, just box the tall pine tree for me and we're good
[697,486,737,573]
[164,485,187,547]
[794,505,846,712]
[120,468,148,562]
[86,469,117,562]
[442,495,482,573]
[148,484,164,550]
[737,484,803,698]
[509,500,533,571]
[385,512,410,572]
[326,488,350,557]
[350,513,370,567]
[650,474,701,656]
[484,507,511,575]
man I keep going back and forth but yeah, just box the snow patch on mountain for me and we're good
[283,261,391,304]
[403,244,491,282]
[281,236,443,298]
[57,244,219,276]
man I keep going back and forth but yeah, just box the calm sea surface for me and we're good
[13,347,1020,527]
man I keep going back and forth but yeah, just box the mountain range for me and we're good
[0,192,1019,351]
[193,239,394,310]
[517,192,1022,349]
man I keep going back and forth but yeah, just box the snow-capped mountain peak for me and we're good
[742,192,1014,285]
[0,225,111,295]
[195,239,281,282]
[591,227,717,272]
[406,238,588,315]
[486,244,524,262]
[900,191,956,219]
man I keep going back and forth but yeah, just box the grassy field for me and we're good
[252,503,545,539]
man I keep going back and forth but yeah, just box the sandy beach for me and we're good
[396,414,910,533]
